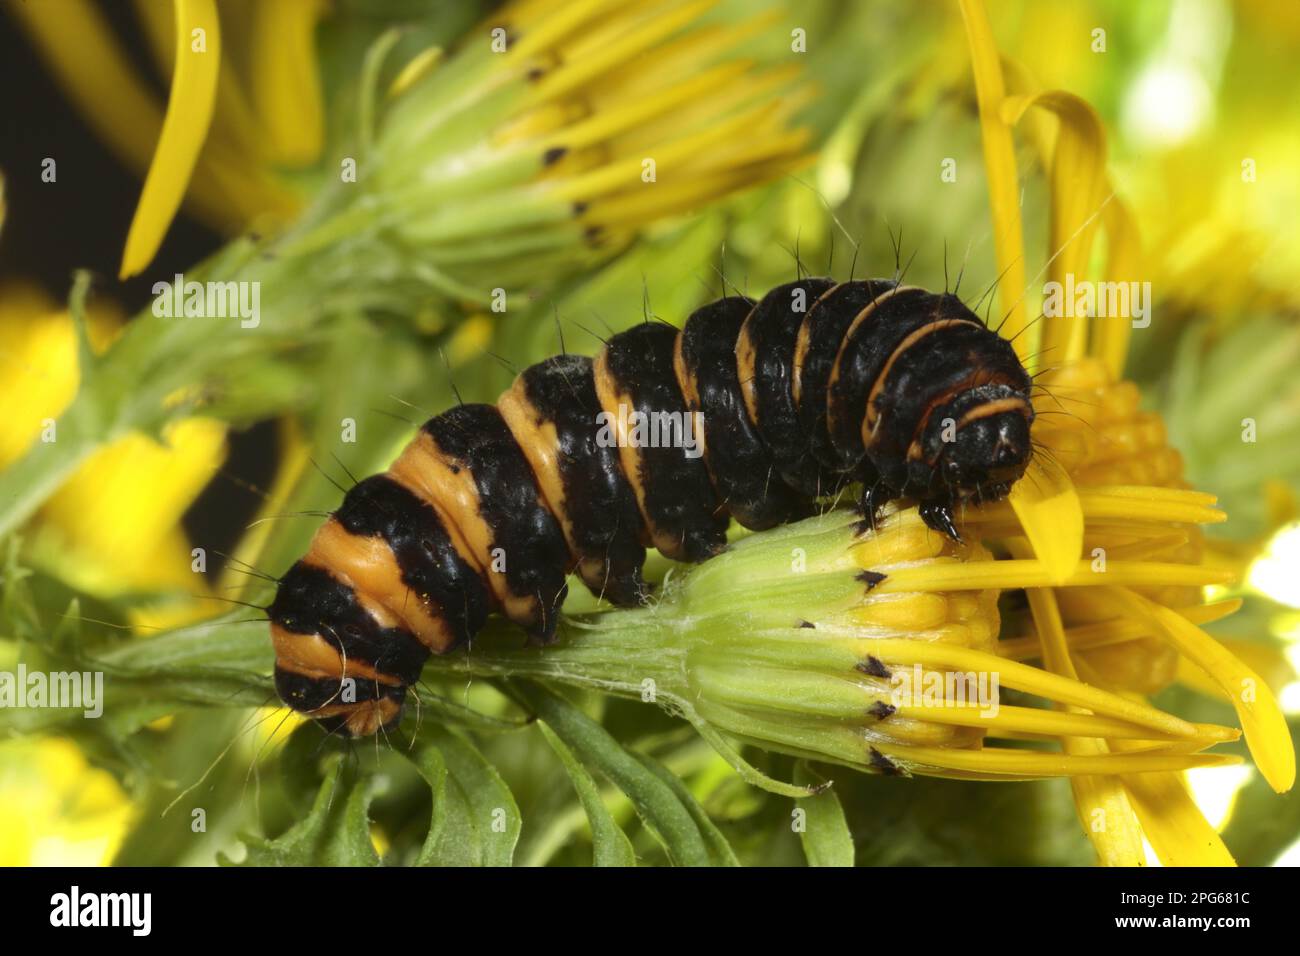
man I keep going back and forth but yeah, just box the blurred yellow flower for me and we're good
[0,738,132,867]
[0,282,122,469]
[0,281,226,610]
[6,0,319,277]
[958,0,1294,866]
[975,0,1300,322]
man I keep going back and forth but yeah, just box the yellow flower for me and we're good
[433,505,1244,800]
[957,0,1294,866]
[6,0,318,277]
[9,0,811,298]
[978,0,1300,324]
[681,511,1243,783]
[0,280,225,615]
[283,0,815,299]
[0,737,132,866]
[489,0,812,235]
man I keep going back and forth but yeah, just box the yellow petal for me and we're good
[548,100,794,202]
[0,290,124,468]
[530,60,752,153]
[870,638,1200,738]
[130,0,271,165]
[1178,637,1296,702]
[1001,89,1109,366]
[997,599,1242,661]
[1018,574,1145,865]
[883,743,1238,778]
[33,418,228,598]
[1122,769,1236,867]
[524,0,717,107]
[0,738,132,866]
[505,0,629,63]
[446,315,494,367]
[248,0,327,167]
[1008,453,1083,584]
[1095,195,1142,378]
[1107,588,1296,794]
[389,46,445,99]
[120,0,222,279]
[957,0,1029,360]
[901,702,1216,742]
[1071,773,1147,866]
[877,557,1230,593]
[11,0,285,237]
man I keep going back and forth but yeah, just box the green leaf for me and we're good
[110,710,256,866]
[633,752,739,867]
[537,722,638,867]
[512,682,713,866]
[793,762,854,867]
[413,684,532,734]
[414,728,521,866]
[681,709,821,798]
[408,742,450,867]
[226,756,380,867]
[324,771,385,866]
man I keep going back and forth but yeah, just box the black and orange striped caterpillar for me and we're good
[270,277,1034,736]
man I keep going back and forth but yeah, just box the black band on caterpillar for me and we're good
[419,404,571,640]
[332,474,490,651]
[270,276,1035,736]
[795,279,896,479]
[736,278,836,497]
[594,323,729,563]
[498,353,649,607]
[676,295,810,531]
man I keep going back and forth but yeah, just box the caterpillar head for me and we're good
[274,666,408,737]
[921,384,1035,501]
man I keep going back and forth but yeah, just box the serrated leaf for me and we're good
[323,770,384,866]
[226,756,379,867]
[538,723,637,867]
[416,728,520,866]
[512,682,712,866]
[793,762,854,867]
[408,742,450,866]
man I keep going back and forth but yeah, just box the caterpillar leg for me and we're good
[854,482,894,535]
[919,498,962,542]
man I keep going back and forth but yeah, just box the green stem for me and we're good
[0,210,381,538]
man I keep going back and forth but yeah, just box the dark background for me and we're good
[0,3,275,567]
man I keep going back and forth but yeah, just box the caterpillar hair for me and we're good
[269,277,1034,736]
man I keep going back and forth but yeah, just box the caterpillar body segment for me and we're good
[594,322,730,563]
[270,277,1035,736]
[496,354,648,607]
[675,295,810,531]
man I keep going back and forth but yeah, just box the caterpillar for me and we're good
[269,277,1034,736]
